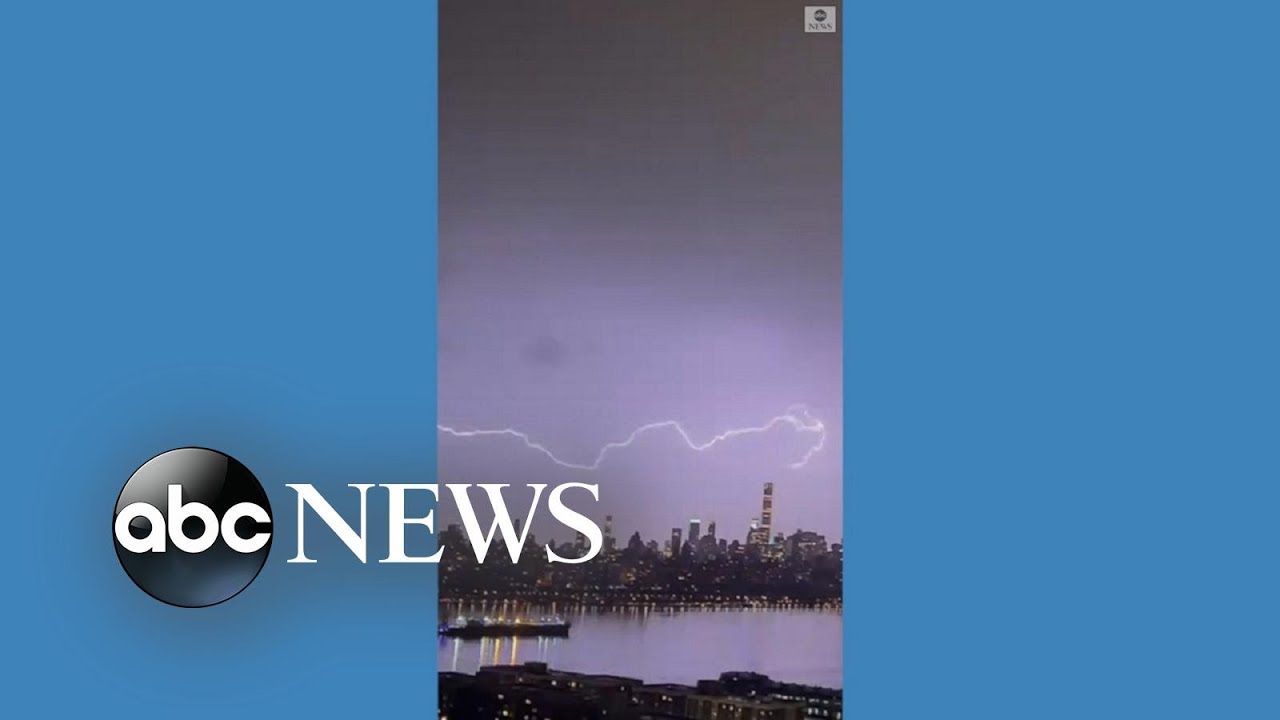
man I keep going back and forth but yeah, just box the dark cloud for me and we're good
[522,335,566,367]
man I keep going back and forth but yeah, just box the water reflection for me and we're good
[438,600,842,688]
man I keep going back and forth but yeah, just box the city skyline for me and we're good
[437,477,840,548]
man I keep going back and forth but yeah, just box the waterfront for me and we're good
[438,601,842,688]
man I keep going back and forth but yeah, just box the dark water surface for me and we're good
[438,601,842,688]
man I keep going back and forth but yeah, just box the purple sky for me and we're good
[438,0,842,544]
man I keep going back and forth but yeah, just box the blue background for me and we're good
[2,2,438,715]
[845,1,1278,718]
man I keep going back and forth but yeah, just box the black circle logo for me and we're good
[113,447,272,608]
[814,9,828,22]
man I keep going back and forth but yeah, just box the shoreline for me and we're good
[439,595,843,611]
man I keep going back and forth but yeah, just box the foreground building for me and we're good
[438,663,837,720]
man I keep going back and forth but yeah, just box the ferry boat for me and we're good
[438,616,571,639]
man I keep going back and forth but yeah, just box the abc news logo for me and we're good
[805,6,837,33]
[113,448,273,607]
[114,447,602,608]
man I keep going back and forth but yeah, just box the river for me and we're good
[438,601,842,688]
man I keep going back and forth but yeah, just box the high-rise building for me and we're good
[707,521,717,541]
[688,518,701,545]
[760,482,773,538]
[747,482,775,547]
[670,528,682,556]
[785,530,829,560]
[603,514,615,552]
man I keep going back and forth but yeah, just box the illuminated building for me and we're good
[438,663,639,720]
[785,530,829,560]
[603,515,616,552]
[715,672,842,720]
[760,482,773,539]
[747,483,775,548]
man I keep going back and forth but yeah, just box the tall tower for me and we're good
[688,518,701,545]
[747,482,775,547]
[761,482,774,540]
[670,527,682,556]
[603,514,615,551]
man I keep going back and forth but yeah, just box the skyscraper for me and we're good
[707,521,717,541]
[747,482,775,547]
[603,514,615,552]
[785,530,829,560]
[688,518,701,546]
[670,528,682,556]
[760,482,774,539]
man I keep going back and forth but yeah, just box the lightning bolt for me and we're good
[438,405,826,471]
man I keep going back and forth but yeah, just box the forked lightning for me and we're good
[439,405,826,470]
